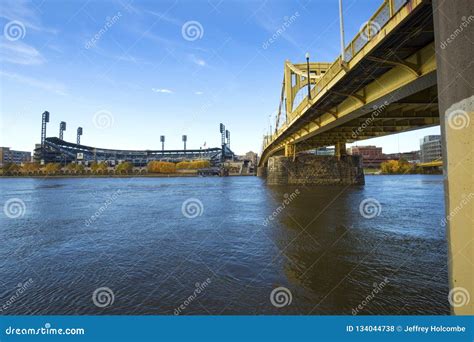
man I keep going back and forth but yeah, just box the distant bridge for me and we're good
[417,158,443,168]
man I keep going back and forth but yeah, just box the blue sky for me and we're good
[0,0,439,155]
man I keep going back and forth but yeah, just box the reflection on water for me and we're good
[0,175,449,314]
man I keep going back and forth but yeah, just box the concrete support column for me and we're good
[433,0,474,315]
[284,143,296,158]
[257,166,267,177]
[335,141,346,160]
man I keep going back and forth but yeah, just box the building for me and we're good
[348,145,389,168]
[420,135,442,162]
[385,150,420,164]
[244,151,258,164]
[0,147,32,167]
[34,137,234,167]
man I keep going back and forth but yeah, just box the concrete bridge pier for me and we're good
[264,154,364,185]
[434,0,474,315]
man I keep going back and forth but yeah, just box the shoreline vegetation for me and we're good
[366,159,442,175]
[0,160,227,177]
[0,159,440,178]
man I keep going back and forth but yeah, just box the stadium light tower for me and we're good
[41,111,50,149]
[225,130,230,148]
[59,121,66,140]
[160,135,165,153]
[182,135,187,152]
[220,123,226,162]
[77,127,83,145]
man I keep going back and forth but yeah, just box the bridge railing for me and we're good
[265,0,409,151]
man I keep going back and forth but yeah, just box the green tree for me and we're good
[116,161,133,174]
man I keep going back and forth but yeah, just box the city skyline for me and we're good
[1,0,440,154]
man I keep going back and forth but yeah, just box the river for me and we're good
[0,175,450,315]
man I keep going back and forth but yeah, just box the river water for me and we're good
[0,175,450,315]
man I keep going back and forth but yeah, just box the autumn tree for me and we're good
[43,163,61,175]
[147,161,176,173]
[90,161,108,174]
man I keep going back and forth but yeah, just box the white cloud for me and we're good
[195,91,204,95]
[0,70,67,95]
[0,39,45,65]
[152,88,173,93]
[189,54,206,67]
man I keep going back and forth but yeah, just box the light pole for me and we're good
[305,52,311,99]
[77,127,83,145]
[339,0,346,62]
[269,113,273,139]
[220,123,225,162]
[182,135,187,152]
[59,121,66,140]
[160,135,165,154]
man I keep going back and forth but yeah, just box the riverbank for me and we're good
[363,168,442,175]
[0,173,256,179]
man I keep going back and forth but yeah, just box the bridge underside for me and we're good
[298,86,439,151]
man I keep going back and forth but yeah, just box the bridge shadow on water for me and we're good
[261,175,449,315]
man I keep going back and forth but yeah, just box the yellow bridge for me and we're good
[260,0,438,165]
[258,0,473,315]
[417,158,443,168]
